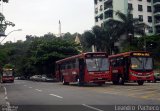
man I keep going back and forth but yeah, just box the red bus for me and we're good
[55,52,110,86]
[109,51,154,85]
[0,68,14,83]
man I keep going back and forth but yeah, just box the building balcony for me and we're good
[104,7,113,12]
[154,12,160,16]
[155,22,160,26]
[153,0,160,5]
[104,0,112,10]
[104,0,112,4]
[155,19,160,26]
[104,10,113,20]
[155,27,160,34]
[104,17,113,23]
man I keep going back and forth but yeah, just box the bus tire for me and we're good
[153,79,157,83]
[77,78,84,86]
[98,81,105,86]
[137,80,144,85]
[119,76,124,85]
[147,80,151,83]
[62,78,69,85]
[112,74,119,85]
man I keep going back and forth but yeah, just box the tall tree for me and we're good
[105,11,146,52]
[81,25,105,52]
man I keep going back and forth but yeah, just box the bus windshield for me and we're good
[86,58,109,72]
[3,70,13,76]
[131,57,153,70]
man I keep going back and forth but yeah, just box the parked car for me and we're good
[30,75,41,81]
[41,75,54,82]
[154,73,160,82]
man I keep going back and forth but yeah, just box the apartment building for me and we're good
[94,0,160,35]
[153,0,160,34]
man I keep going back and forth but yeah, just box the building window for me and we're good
[100,5,103,11]
[99,0,102,2]
[148,27,153,33]
[95,8,98,14]
[147,6,152,12]
[139,15,143,21]
[138,5,143,11]
[94,0,98,5]
[129,14,133,19]
[99,13,103,20]
[138,0,142,1]
[128,3,133,10]
[147,0,151,2]
[95,16,98,22]
[148,16,152,22]
[104,1,113,10]
[104,10,113,19]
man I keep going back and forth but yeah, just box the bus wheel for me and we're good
[153,79,157,83]
[119,77,124,85]
[112,75,119,85]
[137,80,144,85]
[77,78,84,86]
[62,78,69,85]
[97,82,105,86]
[147,80,151,83]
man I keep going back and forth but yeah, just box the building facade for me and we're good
[94,0,160,35]
[153,0,160,34]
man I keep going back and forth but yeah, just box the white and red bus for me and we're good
[0,68,14,83]
[55,52,110,86]
[109,51,154,85]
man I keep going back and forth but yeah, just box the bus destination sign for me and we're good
[85,54,106,58]
[132,53,150,56]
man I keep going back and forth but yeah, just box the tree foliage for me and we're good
[0,33,80,77]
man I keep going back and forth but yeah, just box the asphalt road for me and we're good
[0,80,160,111]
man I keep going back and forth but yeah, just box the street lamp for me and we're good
[0,29,22,44]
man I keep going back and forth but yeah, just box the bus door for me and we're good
[79,58,85,82]
[124,57,129,80]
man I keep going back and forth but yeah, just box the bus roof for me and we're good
[109,51,150,58]
[56,52,107,64]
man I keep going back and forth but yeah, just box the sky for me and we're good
[0,0,95,43]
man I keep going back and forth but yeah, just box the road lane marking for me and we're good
[4,87,7,95]
[29,87,33,88]
[140,93,156,99]
[103,92,120,95]
[3,87,11,111]
[49,94,63,99]
[128,91,155,96]
[82,104,104,111]
[35,89,42,92]
[5,96,8,100]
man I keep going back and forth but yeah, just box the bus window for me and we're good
[131,57,153,70]
[86,58,109,72]
[3,70,13,76]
